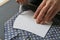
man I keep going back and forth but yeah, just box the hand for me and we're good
[16,0,28,4]
[33,0,60,24]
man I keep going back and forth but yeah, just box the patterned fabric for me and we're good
[4,10,60,40]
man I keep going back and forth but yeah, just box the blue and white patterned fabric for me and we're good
[4,4,60,40]
[4,10,60,40]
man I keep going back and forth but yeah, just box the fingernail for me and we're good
[45,21,48,23]
[36,20,40,24]
[45,21,52,24]
[40,21,45,25]
[33,16,35,19]
[36,21,40,24]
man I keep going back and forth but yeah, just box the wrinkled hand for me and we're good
[16,0,28,4]
[33,0,60,24]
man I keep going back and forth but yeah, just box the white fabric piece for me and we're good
[13,10,52,37]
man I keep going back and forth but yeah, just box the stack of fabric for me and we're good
[4,5,60,40]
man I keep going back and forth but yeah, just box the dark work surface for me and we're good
[0,0,19,40]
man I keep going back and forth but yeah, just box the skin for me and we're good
[33,0,60,24]
[16,0,60,24]
[16,0,28,4]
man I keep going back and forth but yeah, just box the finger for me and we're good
[21,0,24,4]
[16,0,19,3]
[44,8,56,23]
[18,0,22,4]
[48,9,58,22]
[44,3,57,22]
[40,21,46,24]
[33,0,47,19]
[24,0,28,4]
[36,1,51,23]
[18,0,23,4]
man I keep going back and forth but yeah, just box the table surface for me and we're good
[0,0,19,40]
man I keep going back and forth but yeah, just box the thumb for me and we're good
[16,0,19,4]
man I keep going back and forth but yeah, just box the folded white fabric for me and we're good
[13,10,52,37]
